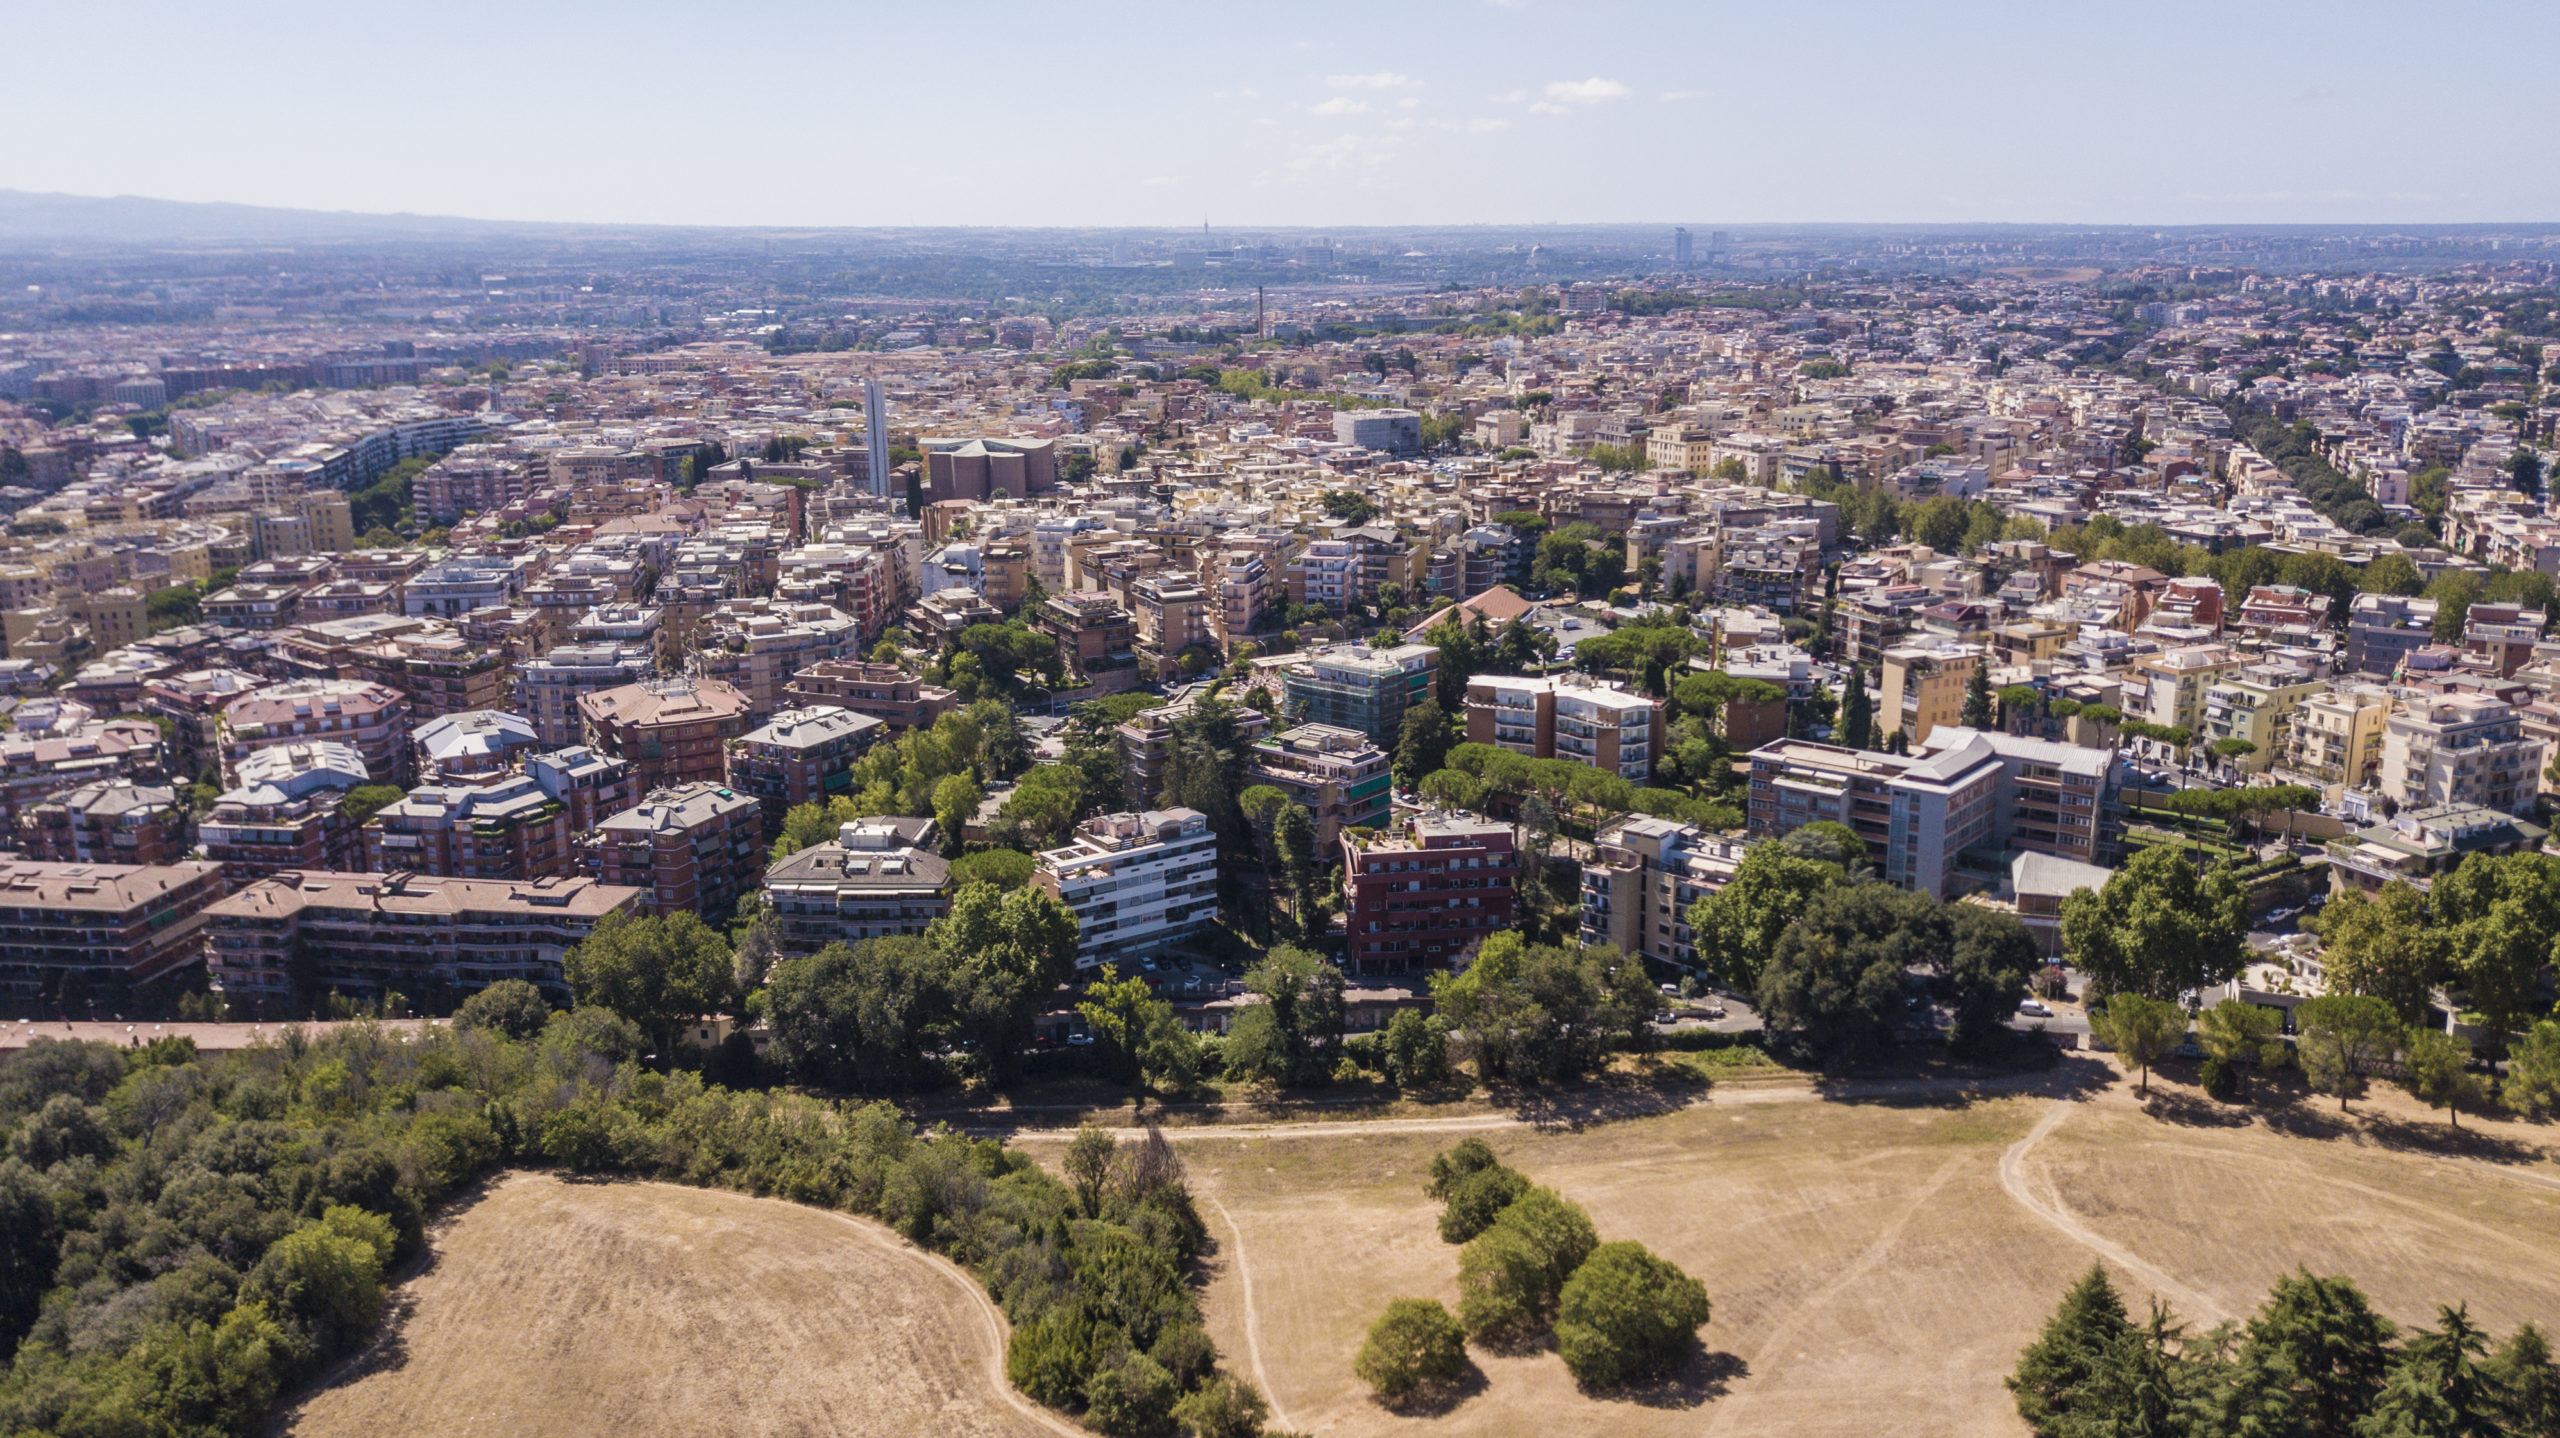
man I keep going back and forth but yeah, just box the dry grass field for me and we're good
[1016,1056,2560,1437]
[282,1172,1077,1438]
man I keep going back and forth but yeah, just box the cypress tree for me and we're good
[1962,663,1994,729]
[1838,667,1875,751]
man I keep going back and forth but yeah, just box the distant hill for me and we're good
[0,189,648,246]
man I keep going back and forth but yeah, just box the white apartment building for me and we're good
[1033,807,1220,969]
[2379,694,2542,818]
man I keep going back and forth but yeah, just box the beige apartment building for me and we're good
[1879,642,1982,747]
[2198,664,2327,774]
[2277,684,2394,796]
[1464,674,1665,783]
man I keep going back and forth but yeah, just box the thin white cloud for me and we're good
[1659,89,1706,102]
[1468,117,1510,133]
[1311,96,1369,116]
[1491,89,1527,103]
[1545,77,1632,104]
[1527,101,1570,116]
[1286,135,1369,174]
[1327,71,1413,90]
[1140,176,1183,188]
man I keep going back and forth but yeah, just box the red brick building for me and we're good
[1340,814,1518,976]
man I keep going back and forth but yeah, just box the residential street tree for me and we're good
[1838,667,1876,750]
[2505,1020,2560,1117]
[1394,697,1455,787]
[2403,1029,2480,1128]
[1686,841,1844,992]
[2198,997,2287,1098]
[2307,881,2439,1027]
[2090,994,2186,1096]
[1428,932,1654,1084]
[2058,845,2249,1002]
[565,912,737,1065]
[2296,995,2405,1112]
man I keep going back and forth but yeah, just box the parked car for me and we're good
[2265,906,2298,925]
[2018,998,2053,1017]
[1653,1010,1676,1025]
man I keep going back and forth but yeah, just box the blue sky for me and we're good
[5,0,2555,228]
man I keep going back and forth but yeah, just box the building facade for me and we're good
[1341,814,1517,975]
[1033,808,1219,969]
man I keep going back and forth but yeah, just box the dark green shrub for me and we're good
[1555,1240,1712,1388]
[1438,1163,1529,1243]
[1355,1297,1470,1402]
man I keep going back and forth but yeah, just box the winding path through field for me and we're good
[1201,1193,1295,1434]
[1996,1100,2229,1325]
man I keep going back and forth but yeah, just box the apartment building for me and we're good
[725,705,883,835]
[1879,642,1983,747]
[1746,726,2109,898]
[362,773,577,882]
[695,599,865,717]
[2462,602,2547,678]
[203,870,644,1005]
[1578,815,1750,976]
[2199,664,2327,774]
[1340,814,1516,975]
[2379,694,2542,817]
[517,642,658,749]
[1033,808,1220,969]
[1204,547,1274,647]
[197,742,370,885]
[2278,684,2395,795]
[141,668,263,777]
[1242,723,1391,848]
[14,780,186,866]
[1462,674,1665,782]
[2129,644,2241,736]
[783,659,960,732]
[1118,692,1269,806]
[1034,592,1141,694]
[579,677,753,789]
[1277,642,1438,743]
[218,678,411,787]
[0,859,228,999]
[584,782,764,915]
[521,745,642,834]
[413,709,544,784]
[1132,574,1216,679]
[2346,593,2440,677]
[2326,805,2549,898]
[761,817,950,955]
